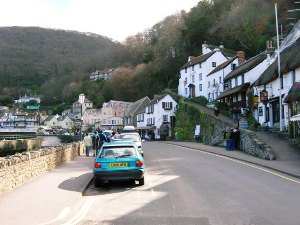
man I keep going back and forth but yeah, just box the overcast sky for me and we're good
[0,0,199,42]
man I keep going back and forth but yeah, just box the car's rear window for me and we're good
[119,134,141,142]
[100,146,137,158]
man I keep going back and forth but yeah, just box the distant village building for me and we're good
[72,93,93,118]
[97,100,133,131]
[90,69,113,81]
[136,93,178,140]
[14,94,41,104]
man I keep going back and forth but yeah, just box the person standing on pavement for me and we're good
[83,133,92,157]
[97,130,108,154]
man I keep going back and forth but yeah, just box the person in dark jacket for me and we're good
[97,130,108,154]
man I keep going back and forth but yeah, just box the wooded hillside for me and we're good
[0,0,297,112]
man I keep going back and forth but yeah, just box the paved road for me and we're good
[53,142,300,225]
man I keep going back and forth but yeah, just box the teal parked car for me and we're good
[93,140,145,187]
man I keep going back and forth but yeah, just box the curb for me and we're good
[164,142,300,180]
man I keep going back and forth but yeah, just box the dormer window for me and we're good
[231,63,236,70]
[212,62,216,67]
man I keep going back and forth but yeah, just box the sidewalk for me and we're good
[166,136,300,179]
[0,156,95,225]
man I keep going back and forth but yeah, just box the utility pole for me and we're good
[275,3,283,132]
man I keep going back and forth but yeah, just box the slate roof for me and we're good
[180,51,216,69]
[253,37,300,86]
[207,56,238,76]
[127,97,150,116]
[284,82,300,103]
[216,82,250,100]
[224,52,268,82]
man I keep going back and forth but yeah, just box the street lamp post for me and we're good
[275,3,284,132]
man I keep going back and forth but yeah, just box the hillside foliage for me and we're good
[0,0,296,112]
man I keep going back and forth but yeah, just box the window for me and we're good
[199,73,202,81]
[185,68,187,73]
[199,84,202,91]
[199,63,202,68]
[185,88,187,94]
[280,76,283,89]
[208,93,211,101]
[192,65,194,71]
[192,75,195,82]
[235,77,238,87]
[219,77,221,83]
[212,62,216,67]
[163,115,168,122]
[162,102,172,109]
[137,114,144,122]
[241,74,245,84]
[231,63,236,70]
[213,79,216,86]
[184,77,187,85]
[212,93,214,101]
[208,81,210,87]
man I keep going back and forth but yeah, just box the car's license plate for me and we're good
[110,162,128,167]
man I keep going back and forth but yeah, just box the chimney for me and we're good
[237,51,245,65]
[202,41,210,54]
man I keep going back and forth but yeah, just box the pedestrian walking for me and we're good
[83,133,92,157]
[92,131,99,156]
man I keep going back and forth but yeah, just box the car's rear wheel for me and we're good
[138,177,145,186]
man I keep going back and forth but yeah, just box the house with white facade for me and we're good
[72,94,93,117]
[178,43,235,100]
[124,97,151,128]
[43,114,74,130]
[206,55,239,101]
[97,100,133,131]
[90,69,113,81]
[57,115,74,130]
[136,94,178,140]
[14,94,41,104]
[217,51,273,109]
[82,108,102,131]
[252,25,300,130]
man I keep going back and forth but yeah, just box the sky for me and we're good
[0,0,199,42]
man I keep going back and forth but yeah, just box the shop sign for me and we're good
[254,95,259,104]
[258,107,263,116]
[260,90,268,103]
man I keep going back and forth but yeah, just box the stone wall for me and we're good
[0,138,42,151]
[240,129,275,160]
[0,142,85,194]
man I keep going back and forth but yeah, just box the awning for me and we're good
[290,114,300,122]
[216,82,250,100]
[284,82,300,103]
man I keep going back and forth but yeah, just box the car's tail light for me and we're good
[136,160,144,167]
[94,162,101,168]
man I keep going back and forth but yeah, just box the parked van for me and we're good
[122,126,136,133]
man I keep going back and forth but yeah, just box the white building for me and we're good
[82,108,102,131]
[206,56,239,101]
[14,94,41,104]
[72,94,93,117]
[217,51,273,109]
[253,28,300,129]
[136,94,178,140]
[90,69,113,81]
[178,43,233,99]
